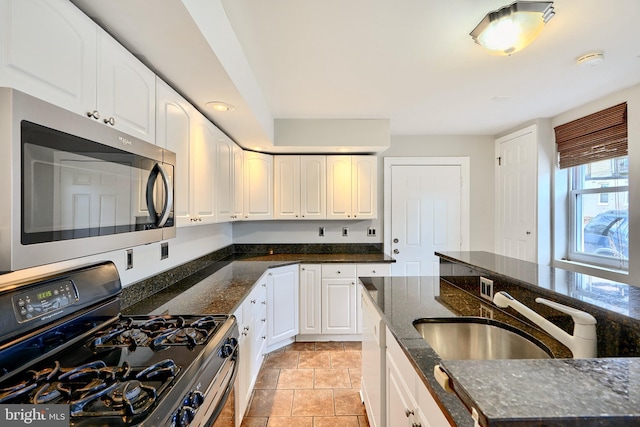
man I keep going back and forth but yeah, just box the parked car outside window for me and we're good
[583,210,628,259]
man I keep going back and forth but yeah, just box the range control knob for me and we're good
[174,406,195,427]
[189,391,204,409]
[219,343,234,358]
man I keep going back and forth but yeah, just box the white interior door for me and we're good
[388,163,464,276]
[495,127,537,263]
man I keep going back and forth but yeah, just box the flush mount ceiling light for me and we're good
[470,1,555,56]
[206,101,235,112]
[576,52,604,68]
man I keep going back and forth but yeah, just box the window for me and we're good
[555,102,628,271]
[569,156,628,270]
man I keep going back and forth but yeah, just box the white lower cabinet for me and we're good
[235,277,267,426]
[386,328,451,427]
[299,264,322,335]
[321,263,357,334]
[266,264,299,351]
[361,288,386,427]
[299,263,390,338]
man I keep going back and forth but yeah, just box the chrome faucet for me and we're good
[493,291,597,358]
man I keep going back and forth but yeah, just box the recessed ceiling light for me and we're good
[206,101,235,112]
[576,53,604,68]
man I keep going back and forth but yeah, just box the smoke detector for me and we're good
[576,52,604,68]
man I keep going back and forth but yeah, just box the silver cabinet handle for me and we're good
[86,110,100,119]
[251,299,256,304]
[104,116,115,126]
[405,409,414,417]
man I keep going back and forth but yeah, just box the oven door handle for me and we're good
[146,163,173,228]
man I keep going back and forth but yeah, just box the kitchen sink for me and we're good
[413,317,553,360]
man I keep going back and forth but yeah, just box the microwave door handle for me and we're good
[156,163,173,227]
[146,164,173,228]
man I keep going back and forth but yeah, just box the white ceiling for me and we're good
[71,0,640,152]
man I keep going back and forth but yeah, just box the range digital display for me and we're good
[37,290,52,300]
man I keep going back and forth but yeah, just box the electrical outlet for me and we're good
[342,227,349,237]
[367,227,376,237]
[480,276,493,301]
[319,226,325,237]
[161,242,169,260]
[479,304,494,319]
[126,249,133,270]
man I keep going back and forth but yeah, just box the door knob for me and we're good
[393,238,399,243]
[393,249,399,254]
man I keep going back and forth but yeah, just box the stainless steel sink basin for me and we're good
[413,317,552,360]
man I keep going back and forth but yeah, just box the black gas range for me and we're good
[0,261,238,427]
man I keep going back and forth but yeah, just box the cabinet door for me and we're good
[156,78,193,226]
[234,304,251,423]
[300,155,326,219]
[352,155,378,219]
[326,156,353,219]
[97,29,155,142]
[322,277,357,334]
[0,0,97,115]
[243,151,273,220]
[267,266,299,349]
[274,156,301,219]
[386,353,416,427]
[232,144,244,219]
[299,264,322,335]
[215,135,234,222]
[190,114,217,224]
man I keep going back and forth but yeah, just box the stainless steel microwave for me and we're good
[0,88,175,272]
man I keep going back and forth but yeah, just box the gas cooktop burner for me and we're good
[0,359,178,421]
[90,315,220,350]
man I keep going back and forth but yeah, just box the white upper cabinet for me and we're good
[96,29,156,142]
[244,151,273,220]
[0,0,156,142]
[216,134,243,222]
[274,155,327,220]
[156,78,194,226]
[157,78,217,226]
[327,155,377,219]
[0,0,97,115]
[190,113,218,224]
[274,156,301,219]
[300,156,327,219]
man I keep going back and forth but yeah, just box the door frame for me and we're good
[383,157,471,258]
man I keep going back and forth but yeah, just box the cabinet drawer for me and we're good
[322,264,357,278]
[357,263,391,277]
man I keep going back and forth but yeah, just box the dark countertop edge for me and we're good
[359,279,475,427]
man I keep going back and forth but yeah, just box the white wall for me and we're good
[233,219,380,244]
[551,83,639,285]
[382,135,496,251]
[0,223,233,289]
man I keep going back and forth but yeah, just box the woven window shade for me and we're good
[554,102,627,169]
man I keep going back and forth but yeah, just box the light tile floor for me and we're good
[240,341,370,427]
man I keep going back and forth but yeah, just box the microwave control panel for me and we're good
[12,279,79,323]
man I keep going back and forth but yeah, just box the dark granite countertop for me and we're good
[361,275,640,426]
[123,253,394,316]
[440,358,640,427]
[424,251,640,426]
